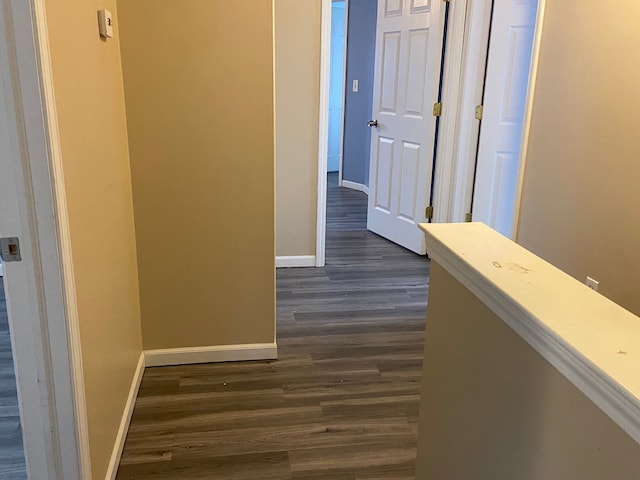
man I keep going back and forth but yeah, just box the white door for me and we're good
[0,1,84,477]
[472,0,538,237]
[327,1,346,173]
[366,0,446,254]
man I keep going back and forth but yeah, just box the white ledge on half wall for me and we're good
[420,222,640,445]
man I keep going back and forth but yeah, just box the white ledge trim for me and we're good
[421,222,640,445]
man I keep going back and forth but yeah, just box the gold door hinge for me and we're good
[425,206,434,220]
[465,212,472,222]
[432,102,443,117]
[475,105,484,120]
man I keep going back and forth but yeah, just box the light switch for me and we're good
[98,9,114,39]
[352,80,359,93]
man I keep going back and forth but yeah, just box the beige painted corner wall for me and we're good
[274,0,320,257]
[417,262,640,479]
[118,0,275,349]
[516,0,640,316]
[44,0,143,477]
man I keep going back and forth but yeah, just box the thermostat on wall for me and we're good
[98,9,113,38]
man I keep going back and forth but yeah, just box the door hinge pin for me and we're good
[425,206,434,220]
[432,102,443,117]
[465,212,473,222]
[475,105,484,120]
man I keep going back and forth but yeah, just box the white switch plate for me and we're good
[98,9,114,38]
[352,80,359,93]
[586,276,599,291]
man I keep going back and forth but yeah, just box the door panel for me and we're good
[411,0,431,14]
[399,142,420,220]
[405,29,429,116]
[374,137,395,212]
[367,0,445,254]
[488,151,520,234]
[380,33,401,113]
[385,0,402,17]
[473,0,538,238]
[500,26,535,123]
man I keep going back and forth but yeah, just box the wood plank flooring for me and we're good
[116,173,430,479]
[0,278,27,479]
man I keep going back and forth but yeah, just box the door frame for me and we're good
[430,0,492,223]
[315,0,547,260]
[437,0,547,232]
[1,0,89,478]
[315,0,476,262]
[315,0,332,267]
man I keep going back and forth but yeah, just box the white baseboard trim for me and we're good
[144,343,278,367]
[341,180,369,195]
[105,352,145,480]
[276,255,316,268]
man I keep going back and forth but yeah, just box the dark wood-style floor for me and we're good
[116,173,431,479]
[0,278,27,479]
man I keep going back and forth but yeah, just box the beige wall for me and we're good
[44,0,143,477]
[118,0,275,349]
[417,262,640,479]
[517,0,640,316]
[274,0,320,257]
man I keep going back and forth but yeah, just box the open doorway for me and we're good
[321,0,448,260]
[317,0,542,262]
[327,0,347,178]
[324,0,378,257]
[334,0,376,195]
[323,0,379,265]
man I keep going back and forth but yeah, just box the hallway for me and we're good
[116,174,431,478]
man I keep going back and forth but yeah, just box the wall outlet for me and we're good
[352,79,359,93]
[586,276,599,291]
[98,9,114,38]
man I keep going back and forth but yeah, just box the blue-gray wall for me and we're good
[328,1,346,172]
[342,0,377,187]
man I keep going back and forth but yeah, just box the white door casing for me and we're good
[472,0,538,237]
[366,0,446,255]
[0,0,87,477]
